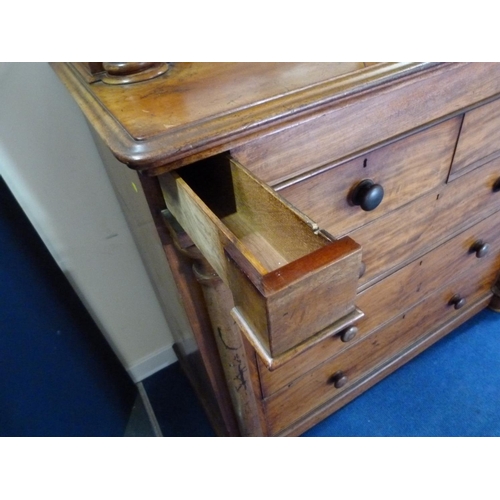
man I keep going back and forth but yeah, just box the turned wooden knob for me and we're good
[101,62,169,84]
[339,325,358,343]
[449,294,466,310]
[470,240,489,258]
[330,371,348,389]
[350,179,384,211]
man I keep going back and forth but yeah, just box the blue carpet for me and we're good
[0,177,136,436]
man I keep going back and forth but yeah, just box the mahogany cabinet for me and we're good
[52,62,500,436]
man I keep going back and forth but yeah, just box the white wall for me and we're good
[0,62,177,382]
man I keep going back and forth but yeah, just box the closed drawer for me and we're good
[231,64,500,186]
[450,97,500,180]
[353,154,500,288]
[264,263,496,436]
[258,208,500,397]
[158,156,361,359]
[278,117,461,237]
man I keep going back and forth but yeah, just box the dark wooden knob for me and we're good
[470,240,489,258]
[350,179,384,211]
[449,294,466,310]
[339,325,358,343]
[330,371,348,389]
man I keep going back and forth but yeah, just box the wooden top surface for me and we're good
[51,62,439,173]
[94,63,368,141]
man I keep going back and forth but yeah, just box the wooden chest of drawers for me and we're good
[52,62,500,436]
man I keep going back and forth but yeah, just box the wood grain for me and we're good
[279,296,490,437]
[160,157,361,358]
[450,97,500,180]
[159,158,329,285]
[279,116,461,237]
[265,263,496,435]
[232,63,500,186]
[226,236,361,356]
[193,259,266,436]
[350,154,500,290]
[51,62,438,172]
[53,62,500,437]
[256,207,500,397]
[234,307,363,371]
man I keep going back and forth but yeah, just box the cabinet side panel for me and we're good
[91,130,240,435]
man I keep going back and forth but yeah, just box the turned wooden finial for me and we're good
[101,62,169,84]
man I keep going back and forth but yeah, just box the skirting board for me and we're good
[127,344,178,382]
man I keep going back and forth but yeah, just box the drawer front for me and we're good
[353,154,500,289]
[279,118,460,238]
[231,64,500,186]
[356,208,500,334]
[450,97,500,180]
[264,264,496,435]
[258,209,500,397]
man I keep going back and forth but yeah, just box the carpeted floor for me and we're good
[0,177,137,437]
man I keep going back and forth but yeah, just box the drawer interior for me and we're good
[159,155,362,359]
[177,156,327,274]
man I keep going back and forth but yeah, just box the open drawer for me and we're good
[158,156,362,361]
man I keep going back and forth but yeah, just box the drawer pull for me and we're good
[449,294,466,310]
[339,325,358,343]
[329,371,348,389]
[350,179,384,211]
[470,240,490,258]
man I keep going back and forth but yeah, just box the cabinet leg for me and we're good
[193,260,267,437]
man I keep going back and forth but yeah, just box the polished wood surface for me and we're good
[232,64,500,185]
[52,62,500,437]
[450,97,500,180]
[93,63,366,140]
[265,264,495,435]
[350,156,500,290]
[232,63,500,185]
[101,62,169,85]
[279,296,491,437]
[279,117,461,237]
[51,62,437,172]
[258,209,500,397]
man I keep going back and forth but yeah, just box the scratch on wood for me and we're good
[233,353,248,392]
[217,327,239,350]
